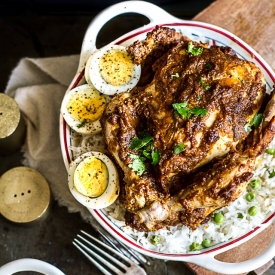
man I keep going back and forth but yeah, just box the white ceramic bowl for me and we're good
[0,258,65,275]
[59,1,275,273]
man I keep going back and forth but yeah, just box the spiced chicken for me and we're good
[101,26,270,231]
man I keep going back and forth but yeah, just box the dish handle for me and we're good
[188,223,275,274]
[77,0,177,71]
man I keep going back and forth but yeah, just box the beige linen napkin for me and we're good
[4,56,100,228]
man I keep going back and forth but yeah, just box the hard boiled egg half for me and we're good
[61,84,106,134]
[85,45,141,95]
[68,151,119,209]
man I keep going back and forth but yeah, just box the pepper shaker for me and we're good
[0,167,52,225]
[0,93,26,155]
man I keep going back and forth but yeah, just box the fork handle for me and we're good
[78,0,178,70]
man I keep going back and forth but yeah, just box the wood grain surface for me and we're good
[193,0,275,70]
[186,0,275,274]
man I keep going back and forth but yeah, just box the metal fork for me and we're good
[73,230,147,275]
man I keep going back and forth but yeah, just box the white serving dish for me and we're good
[59,1,275,273]
[0,258,65,275]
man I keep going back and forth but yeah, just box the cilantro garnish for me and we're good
[237,213,244,219]
[197,95,202,100]
[187,41,203,56]
[151,149,161,165]
[172,102,191,119]
[77,120,86,128]
[130,135,153,150]
[172,102,208,119]
[189,106,208,117]
[268,169,275,178]
[128,154,146,176]
[244,113,264,132]
[174,143,185,154]
[200,77,211,90]
[205,63,213,69]
[128,132,161,175]
[172,73,180,78]
[142,146,152,159]
[251,113,264,128]
[265,148,275,155]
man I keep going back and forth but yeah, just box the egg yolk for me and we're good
[74,156,108,197]
[67,87,106,122]
[99,49,134,86]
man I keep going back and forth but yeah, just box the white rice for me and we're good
[70,130,275,253]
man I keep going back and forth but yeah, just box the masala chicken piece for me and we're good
[125,115,275,231]
[101,26,268,231]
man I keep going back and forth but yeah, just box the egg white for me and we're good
[68,151,119,209]
[85,45,141,95]
[61,84,106,134]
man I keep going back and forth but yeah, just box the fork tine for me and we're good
[74,237,126,275]
[97,231,141,265]
[72,241,113,275]
[80,230,133,265]
[97,228,149,265]
[76,235,127,270]
[98,231,126,256]
[114,236,148,264]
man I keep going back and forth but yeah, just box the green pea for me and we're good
[202,239,211,248]
[189,242,201,251]
[248,206,258,216]
[265,148,275,155]
[213,212,224,225]
[150,235,161,245]
[249,179,261,190]
[245,192,256,202]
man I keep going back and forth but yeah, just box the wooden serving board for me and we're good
[185,0,275,273]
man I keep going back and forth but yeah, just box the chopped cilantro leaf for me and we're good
[189,106,208,117]
[265,148,275,155]
[205,63,213,69]
[251,113,264,128]
[269,169,275,178]
[172,102,208,119]
[142,147,152,159]
[174,143,185,154]
[187,42,203,56]
[237,213,244,219]
[77,120,86,128]
[200,77,211,90]
[151,149,160,165]
[172,102,191,119]
[129,132,161,169]
[173,102,188,108]
[197,95,202,100]
[130,135,153,150]
[128,154,146,176]
[244,113,264,132]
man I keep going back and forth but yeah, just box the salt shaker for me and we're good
[0,93,26,155]
[0,167,52,225]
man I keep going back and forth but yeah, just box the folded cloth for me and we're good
[4,55,101,229]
